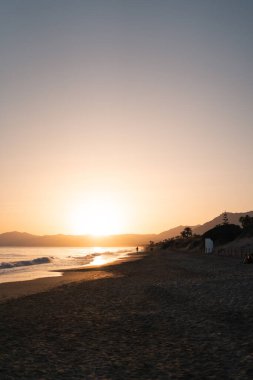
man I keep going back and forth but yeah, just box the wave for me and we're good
[0,257,51,269]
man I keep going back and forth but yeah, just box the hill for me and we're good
[154,212,253,242]
[155,225,200,241]
[193,211,253,236]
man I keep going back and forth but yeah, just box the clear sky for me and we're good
[1,0,253,235]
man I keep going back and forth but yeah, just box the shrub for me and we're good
[202,224,242,245]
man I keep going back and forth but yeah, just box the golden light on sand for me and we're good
[69,196,124,236]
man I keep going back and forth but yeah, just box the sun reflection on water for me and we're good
[91,256,107,266]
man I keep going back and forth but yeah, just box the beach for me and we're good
[0,250,253,379]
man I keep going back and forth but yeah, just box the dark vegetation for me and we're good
[202,224,242,245]
[150,213,253,251]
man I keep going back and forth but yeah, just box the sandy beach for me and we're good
[0,250,253,379]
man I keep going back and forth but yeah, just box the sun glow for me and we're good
[69,196,125,236]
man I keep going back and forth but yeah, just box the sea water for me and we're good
[0,247,136,284]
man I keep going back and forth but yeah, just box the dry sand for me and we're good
[0,250,253,379]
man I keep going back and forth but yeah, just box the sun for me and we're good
[69,197,124,236]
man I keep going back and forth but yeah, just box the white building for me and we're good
[205,238,214,254]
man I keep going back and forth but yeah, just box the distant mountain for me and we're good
[0,231,156,247]
[0,211,252,246]
[0,231,38,246]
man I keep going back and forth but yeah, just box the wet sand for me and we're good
[0,250,253,379]
[0,253,144,302]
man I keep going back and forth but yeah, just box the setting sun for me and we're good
[68,197,125,236]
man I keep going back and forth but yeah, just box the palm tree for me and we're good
[239,215,253,229]
[180,227,192,239]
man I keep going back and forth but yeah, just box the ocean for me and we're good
[0,246,136,284]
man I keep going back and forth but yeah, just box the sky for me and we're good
[1,0,253,235]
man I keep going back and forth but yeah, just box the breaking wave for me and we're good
[0,257,51,269]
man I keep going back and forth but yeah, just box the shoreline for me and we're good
[0,252,146,302]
